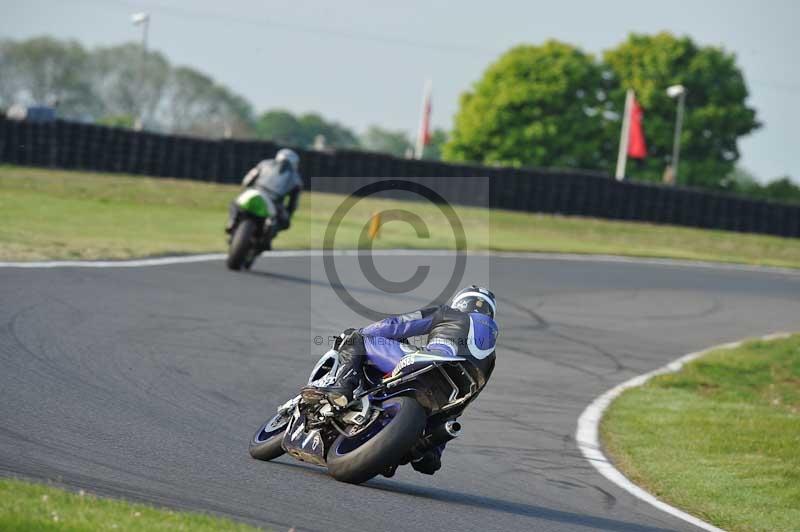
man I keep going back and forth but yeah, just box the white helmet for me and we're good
[450,285,497,319]
[275,148,300,173]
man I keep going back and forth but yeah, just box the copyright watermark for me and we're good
[308,176,490,343]
[323,180,469,321]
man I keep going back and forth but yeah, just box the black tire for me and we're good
[227,218,257,271]
[244,223,274,270]
[249,411,290,461]
[243,248,258,270]
[327,396,426,484]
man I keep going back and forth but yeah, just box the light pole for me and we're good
[666,84,686,185]
[131,12,150,130]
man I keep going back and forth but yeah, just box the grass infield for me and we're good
[601,334,800,532]
[0,477,262,531]
[2,165,800,267]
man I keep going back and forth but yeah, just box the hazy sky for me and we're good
[3,0,798,181]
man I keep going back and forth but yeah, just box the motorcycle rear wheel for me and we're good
[327,396,426,484]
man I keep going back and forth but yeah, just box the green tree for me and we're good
[0,37,97,118]
[604,32,759,188]
[89,43,171,128]
[297,113,359,148]
[161,66,253,137]
[759,177,800,204]
[360,126,413,157]
[443,40,608,168]
[0,37,254,135]
[254,109,305,145]
[726,165,761,195]
[254,109,359,148]
[725,167,800,205]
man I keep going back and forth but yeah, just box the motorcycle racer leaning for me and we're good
[303,285,498,476]
[226,148,303,237]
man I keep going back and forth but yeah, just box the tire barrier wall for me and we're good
[1,118,797,237]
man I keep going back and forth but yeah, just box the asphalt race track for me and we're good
[1,253,799,531]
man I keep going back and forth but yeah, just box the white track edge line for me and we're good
[0,253,227,268]
[575,332,793,532]
[1,249,799,276]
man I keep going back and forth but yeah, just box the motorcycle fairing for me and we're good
[390,352,466,379]
[235,188,274,218]
[282,412,326,467]
[307,350,339,384]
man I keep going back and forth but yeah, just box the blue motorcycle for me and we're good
[249,347,479,484]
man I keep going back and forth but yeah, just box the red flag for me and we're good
[627,96,647,159]
[420,96,431,145]
[415,80,432,159]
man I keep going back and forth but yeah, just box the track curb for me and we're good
[575,332,793,532]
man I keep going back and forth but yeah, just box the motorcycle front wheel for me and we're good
[227,218,257,270]
[249,410,291,461]
[326,396,426,484]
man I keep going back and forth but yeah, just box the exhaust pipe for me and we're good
[411,420,462,460]
[425,420,462,446]
[444,420,461,438]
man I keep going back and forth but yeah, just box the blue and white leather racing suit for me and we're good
[360,305,497,382]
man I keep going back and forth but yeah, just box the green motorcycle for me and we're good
[226,187,277,271]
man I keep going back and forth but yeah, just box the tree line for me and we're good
[0,37,253,138]
[0,37,445,158]
[1,35,797,203]
[252,109,447,159]
[444,32,798,201]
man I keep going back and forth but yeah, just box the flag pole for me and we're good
[615,89,634,181]
[415,79,432,160]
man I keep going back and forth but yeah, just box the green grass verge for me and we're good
[2,164,800,267]
[601,334,800,532]
[0,477,261,531]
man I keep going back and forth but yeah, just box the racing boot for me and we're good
[301,330,365,408]
[412,449,442,475]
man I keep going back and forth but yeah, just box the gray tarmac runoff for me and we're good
[1,252,799,531]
